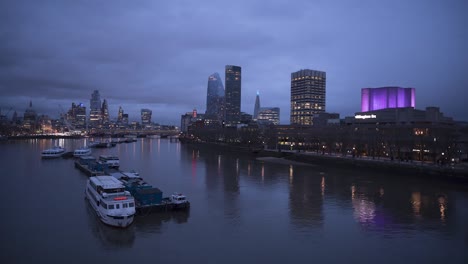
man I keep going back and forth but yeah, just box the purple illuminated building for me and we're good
[361,87,415,112]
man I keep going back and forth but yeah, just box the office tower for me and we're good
[122,114,129,125]
[141,109,152,126]
[253,91,260,119]
[75,103,86,129]
[205,72,225,122]
[361,87,415,112]
[101,99,109,126]
[67,102,87,129]
[290,69,326,125]
[258,107,280,125]
[225,65,242,126]
[23,100,37,130]
[117,106,123,123]
[89,90,102,128]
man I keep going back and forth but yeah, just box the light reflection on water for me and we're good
[1,139,467,263]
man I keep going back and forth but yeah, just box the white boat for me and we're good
[73,147,92,157]
[170,193,190,209]
[41,146,66,158]
[99,155,120,168]
[85,176,136,228]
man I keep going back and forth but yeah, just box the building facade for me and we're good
[23,101,37,130]
[66,102,86,130]
[101,99,109,127]
[361,87,415,112]
[205,72,225,122]
[290,69,326,125]
[257,107,280,125]
[253,91,260,120]
[89,90,102,128]
[141,109,152,127]
[225,65,242,126]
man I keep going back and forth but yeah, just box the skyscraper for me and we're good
[361,87,415,112]
[89,90,102,128]
[101,99,109,126]
[225,65,242,126]
[253,91,260,120]
[141,109,152,127]
[117,106,124,123]
[205,72,225,122]
[23,100,37,130]
[67,102,86,129]
[290,69,326,125]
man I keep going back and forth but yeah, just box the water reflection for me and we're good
[85,203,136,249]
[289,168,324,228]
[134,210,190,234]
[179,144,462,241]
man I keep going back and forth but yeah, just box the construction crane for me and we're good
[0,107,13,122]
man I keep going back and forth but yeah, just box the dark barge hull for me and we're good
[136,202,190,215]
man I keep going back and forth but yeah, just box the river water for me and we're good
[0,138,467,263]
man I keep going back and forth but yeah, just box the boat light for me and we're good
[114,196,127,201]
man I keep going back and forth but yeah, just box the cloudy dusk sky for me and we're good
[1,0,467,125]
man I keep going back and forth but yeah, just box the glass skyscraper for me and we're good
[290,69,326,125]
[205,72,225,122]
[253,91,260,120]
[225,65,242,126]
[141,109,152,126]
[89,90,102,128]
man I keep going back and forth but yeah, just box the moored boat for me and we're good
[85,176,136,228]
[99,155,120,169]
[169,193,190,209]
[73,147,92,157]
[41,146,66,158]
[112,171,190,213]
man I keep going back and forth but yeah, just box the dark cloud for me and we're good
[1,0,467,125]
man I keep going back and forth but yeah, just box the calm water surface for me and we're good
[0,138,467,263]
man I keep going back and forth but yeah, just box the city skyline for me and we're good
[1,0,467,125]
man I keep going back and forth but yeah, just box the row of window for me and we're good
[291,95,323,99]
[101,201,135,209]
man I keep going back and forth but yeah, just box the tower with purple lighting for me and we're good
[361,87,415,112]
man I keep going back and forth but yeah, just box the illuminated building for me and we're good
[141,109,152,127]
[23,101,37,130]
[291,69,326,125]
[89,90,102,128]
[257,107,280,125]
[101,99,109,126]
[67,102,86,129]
[253,91,260,119]
[361,87,415,112]
[205,72,225,122]
[225,65,242,126]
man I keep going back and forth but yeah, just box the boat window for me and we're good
[123,203,128,208]
[108,204,114,209]
[116,204,120,209]
[101,203,107,209]
[129,202,134,207]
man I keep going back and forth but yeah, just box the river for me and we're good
[0,138,467,263]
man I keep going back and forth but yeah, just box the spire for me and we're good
[29,100,32,108]
[254,91,261,119]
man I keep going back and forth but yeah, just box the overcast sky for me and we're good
[1,0,467,125]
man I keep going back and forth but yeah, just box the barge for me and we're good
[75,156,107,176]
[111,171,190,214]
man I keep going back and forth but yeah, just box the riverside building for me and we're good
[290,69,326,125]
